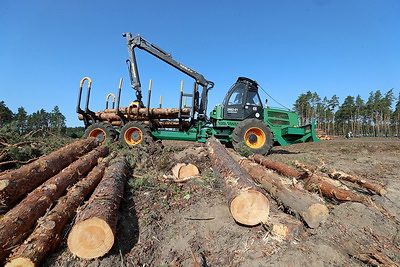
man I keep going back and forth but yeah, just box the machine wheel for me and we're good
[119,121,153,147]
[232,118,273,155]
[84,122,117,144]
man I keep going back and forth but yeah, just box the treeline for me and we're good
[293,89,400,137]
[0,101,84,138]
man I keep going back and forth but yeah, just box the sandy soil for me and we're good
[42,139,400,267]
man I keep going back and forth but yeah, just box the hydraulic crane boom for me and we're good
[122,33,214,118]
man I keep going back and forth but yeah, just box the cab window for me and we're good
[227,84,245,105]
[246,91,262,106]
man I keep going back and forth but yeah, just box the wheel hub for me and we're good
[248,134,258,144]
[130,131,141,142]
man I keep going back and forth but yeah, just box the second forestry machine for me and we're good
[77,33,319,155]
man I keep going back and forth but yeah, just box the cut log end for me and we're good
[301,203,330,228]
[230,190,270,226]
[67,217,114,259]
[5,257,35,267]
[0,179,9,191]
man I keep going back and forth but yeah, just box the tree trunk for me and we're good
[0,138,99,212]
[320,167,387,195]
[5,153,115,267]
[67,155,129,259]
[251,154,303,178]
[206,137,270,226]
[239,158,329,228]
[0,145,109,263]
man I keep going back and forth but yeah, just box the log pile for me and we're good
[5,153,116,267]
[0,138,99,212]
[0,145,109,262]
[78,107,192,128]
[0,139,135,266]
[205,138,388,240]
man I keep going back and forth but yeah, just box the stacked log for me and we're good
[78,107,191,121]
[67,155,130,259]
[239,159,329,228]
[109,119,189,128]
[5,153,116,267]
[206,137,270,226]
[0,138,99,211]
[0,145,109,262]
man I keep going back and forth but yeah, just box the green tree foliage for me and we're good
[0,101,13,127]
[294,89,398,137]
[0,103,69,137]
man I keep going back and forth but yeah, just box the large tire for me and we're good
[119,121,153,147]
[84,122,117,144]
[232,118,273,155]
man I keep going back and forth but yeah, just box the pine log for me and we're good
[206,137,270,226]
[109,119,189,128]
[0,145,109,263]
[294,161,368,203]
[78,108,191,121]
[5,153,115,267]
[67,156,129,259]
[321,167,387,195]
[268,212,304,241]
[0,138,99,211]
[239,159,329,228]
[103,107,191,115]
[252,154,303,178]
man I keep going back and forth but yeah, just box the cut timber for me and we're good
[109,119,189,128]
[294,161,368,203]
[206,137,270,226]
[252,154,303,178]
[67,156,129,259]
[0,145,109,263]
[239,158,329,228]
[0,138,99,211]
[5,153,115,267]
[172,163,199,179]
[321,167,387,195]
[78,107,191,121]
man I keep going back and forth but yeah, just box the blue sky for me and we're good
[1,0,399,127]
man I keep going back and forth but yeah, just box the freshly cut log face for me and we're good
[206,137,270,226]
[230,189,270,226]
[0,137,99,211]
[67,156,129,259]
[172,163,199,179]
[68,217,114,259]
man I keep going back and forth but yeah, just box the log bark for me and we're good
[239,159,329,228]
[0,138,99,211]
[206,137,270,226]
[320,167,387,195]
[0,145,109,263]
[5,153,115,267]
[252,154,303,178]
[109,119,189,128]
[78,107,191,121]
[294,161,368,203]
[67,155,129,259]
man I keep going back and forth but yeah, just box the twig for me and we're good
[0,157,38,166]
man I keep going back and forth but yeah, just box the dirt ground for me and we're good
[42,139,400,267]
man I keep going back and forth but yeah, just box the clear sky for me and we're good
[1,0,399,127]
